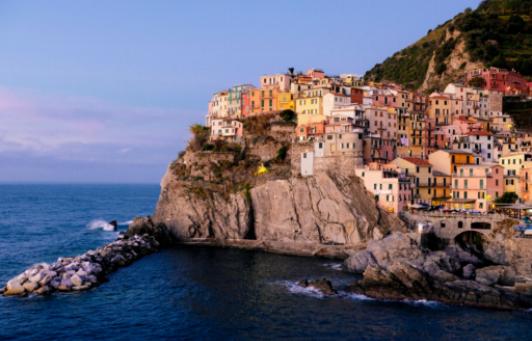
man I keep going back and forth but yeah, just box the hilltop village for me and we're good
[206,67,532,216]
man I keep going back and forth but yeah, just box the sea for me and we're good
[0,184,530,341]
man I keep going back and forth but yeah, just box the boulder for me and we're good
[345,250,374,273]
[4,278,26,296]
[476,265,515,286]
[298,278,337,295]
[462,264,476,279]
[365,233,421,268]
[22,281,39,292]
[70,274,83,287]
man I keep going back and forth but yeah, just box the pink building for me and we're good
[450,163,504,212]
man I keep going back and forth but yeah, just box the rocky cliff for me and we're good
[152,115,404,257]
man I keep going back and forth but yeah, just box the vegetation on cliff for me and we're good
[170,114,294,202]
[364,0,531,91]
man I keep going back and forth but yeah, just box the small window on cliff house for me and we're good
[303,153,307,158]
[440,222,446,228]
[458,221,463,228]
[318,142,323,149]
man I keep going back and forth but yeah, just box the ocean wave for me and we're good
[87,219,116,232]
[322,262,344,271]
[402,299,443,308]
[338,291,374,301]
[118,220,133,226]
[281,281,326,298]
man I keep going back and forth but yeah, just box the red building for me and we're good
[467,67,530,96]
[350,87,364,104]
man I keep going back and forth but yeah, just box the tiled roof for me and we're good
[400,157,431,166]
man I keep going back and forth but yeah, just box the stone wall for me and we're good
[401,211,510,240]
[290,142,314,176]
[314,155,362,177]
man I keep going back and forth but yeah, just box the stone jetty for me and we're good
[2,234,160,296]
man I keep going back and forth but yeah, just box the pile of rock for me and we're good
[345,232,532,310]
[2,234,160,296]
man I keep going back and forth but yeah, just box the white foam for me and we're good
[87,219,116,232]
[322,262,344,271]
[339,291,374,301]
[118,220,133,226]
[282,281,326,298]
[403,299,443,308]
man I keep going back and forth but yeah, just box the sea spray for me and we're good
[87,219,115,231]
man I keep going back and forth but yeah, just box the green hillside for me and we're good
[364,0,532,91]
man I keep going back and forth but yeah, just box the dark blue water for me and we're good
[0,184,530,340]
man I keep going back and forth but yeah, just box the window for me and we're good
[458,221,463,228]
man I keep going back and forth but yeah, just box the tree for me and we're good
[468,76,487,89]
[280,109,297,123]
[189,124,209,151]
[495,192,518,204]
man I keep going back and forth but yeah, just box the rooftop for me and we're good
[399,157,431,167]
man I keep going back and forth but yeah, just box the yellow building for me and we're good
[296,95,324,126]
[432,171,451,205]
[391,157,432,204]
[397,113,428,158]
[499,153,532,196]
[429,150,478,176]
[427,93,453,126]
[277,92,295,111]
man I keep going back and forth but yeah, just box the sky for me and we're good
[0,0,482,183]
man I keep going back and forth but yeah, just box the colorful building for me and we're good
[449,163,504,211]
[467,67,530,96]
[355,163,412,214]
[391,157,433,204]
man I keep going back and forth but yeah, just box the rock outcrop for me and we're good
[2,234,160,296]
[153,165,403,255]
[153,115,405,256]
[297,278,337,296]
[345,232,532,310]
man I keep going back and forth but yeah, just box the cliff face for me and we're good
[152,117,404,255]
[154,168,400,246]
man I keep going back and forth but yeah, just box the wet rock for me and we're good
[2,233,162,297]
[4,279,26,296]
[109,220,118,230]
[298,278,337,296]
[346,232,532,310]
[345,250,374,273]
[462,264,476,280]
[22,281,39,292]
[476,266,515,287]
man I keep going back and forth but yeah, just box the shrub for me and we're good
[495,192,518,204]
[467,76,487,88]
[189,124,210,151]
[280,109,296,123]
[276,146,289,161]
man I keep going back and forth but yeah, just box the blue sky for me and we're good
[0,0,482,183]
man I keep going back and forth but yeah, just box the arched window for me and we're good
[458,221,463,228]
